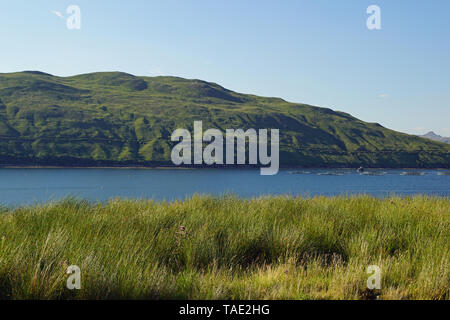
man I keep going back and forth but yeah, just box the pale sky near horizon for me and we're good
[0,0,449,136]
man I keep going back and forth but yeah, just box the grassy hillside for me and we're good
[0,196,448,299]
[0,71,449,167]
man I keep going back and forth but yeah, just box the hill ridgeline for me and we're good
[0,71,449,168]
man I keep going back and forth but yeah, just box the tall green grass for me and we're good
[0,195,448,300]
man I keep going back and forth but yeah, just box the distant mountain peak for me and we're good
[420,131,450,144]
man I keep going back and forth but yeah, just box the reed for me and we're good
[0,195,448,300]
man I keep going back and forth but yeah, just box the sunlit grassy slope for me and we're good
[0,196,448,300]
[0,71,449,167]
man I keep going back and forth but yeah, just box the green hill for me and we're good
[0,71,449,167]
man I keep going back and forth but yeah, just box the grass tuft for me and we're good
[0,195,448,300]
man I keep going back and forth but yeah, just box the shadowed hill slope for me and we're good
[0,71,449,167]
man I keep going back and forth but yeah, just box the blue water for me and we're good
[0,168,449,206]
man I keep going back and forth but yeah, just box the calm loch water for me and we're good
[0,168,449,206]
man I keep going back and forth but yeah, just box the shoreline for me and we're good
[0,165,449,170]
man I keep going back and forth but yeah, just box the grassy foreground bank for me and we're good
[0,196,448,300]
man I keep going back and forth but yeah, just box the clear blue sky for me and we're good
[1,0,449,136]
